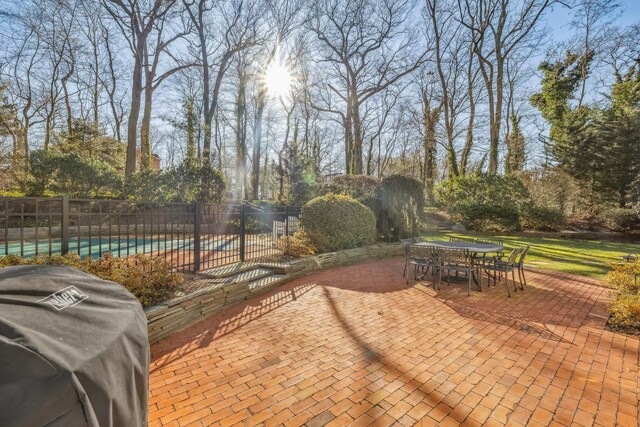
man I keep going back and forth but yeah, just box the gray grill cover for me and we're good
[0,265,149,427]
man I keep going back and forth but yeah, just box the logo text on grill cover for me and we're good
[38,286,88,311]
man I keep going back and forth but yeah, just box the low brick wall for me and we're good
[145,243,403,344]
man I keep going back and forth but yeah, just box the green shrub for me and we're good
[0,190,25,197]
[606,263,640,331]
[515,168,595,220]
[300,193,376,252]
[26,150,122,198]
[376,175,425,239]
[600,207,640,232]
[123,161,225,203]
[607,263,640,294]
[435,173,531,231]
[521,205,565,231]
[122,169,172,201]
[276,230,316,257]
[0,253,182,307]
[175,161,226,204]
[53,119,126,171]
[459,202,521,231]
[609,294,640,330]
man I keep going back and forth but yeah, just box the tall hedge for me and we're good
[376,175,425,239]
[320,175,380,201]
[300,193,376,252]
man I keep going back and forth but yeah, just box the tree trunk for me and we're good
[93,40,100,127]
[422,97,439,203]
[278,107,293,203]
[140,82,153,171]
[489,56,504,174]
[461,48,476,175]
[204,52,233,164]
[125,36,145,176]
[235,68,247,200]
[44,102,54,151]
[104,27,122,142]
[186,96,196,164]
[252,92,266,199]
[61,51,75,135]
[350,89,363,174]
[344,112,353,174]
[461,104,475,175]
[478,57,495,175]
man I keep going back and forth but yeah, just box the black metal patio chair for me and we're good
[483,247,523,297]
[474,238,505,258]
[474,238,506,280]
[515,244,531,290]
[400,238,415,277]
[406,244,438,286]
[437,247,479,296]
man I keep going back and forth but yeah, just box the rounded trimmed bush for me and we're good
[300,193,376,252]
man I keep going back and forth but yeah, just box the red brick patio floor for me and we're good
[149,258,640,427]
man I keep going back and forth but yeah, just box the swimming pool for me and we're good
[0,236,238,258]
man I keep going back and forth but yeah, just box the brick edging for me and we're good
[145,243,404,343]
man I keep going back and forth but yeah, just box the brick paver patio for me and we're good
[149,258,639,426]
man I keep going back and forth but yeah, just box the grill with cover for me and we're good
[0,265,149,427]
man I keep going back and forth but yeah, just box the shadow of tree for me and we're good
[150,281,317,372]
[409,267,611,346]
[321,285,459,418]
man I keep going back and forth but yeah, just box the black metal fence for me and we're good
[0,196,300,273]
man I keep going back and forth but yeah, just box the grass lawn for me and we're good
[420,231,639,278]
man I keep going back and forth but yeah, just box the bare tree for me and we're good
[234,54,249,199]
[601,23,640,80]
[251,0,304,198]
[308,0,429,174]
[101,0,179,175]
[183,0,263,166]
[426,0,471,177]
[570,0,621,107]
[460,39,481,174]
[0,3,52,173]
[100,17,126,142]
[458,0,556,173]
[138,9,193,170]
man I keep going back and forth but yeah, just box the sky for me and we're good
[546,0,640,41]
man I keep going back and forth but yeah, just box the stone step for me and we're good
[248,274,289,293]
[199,260,298,278]
[199,261,263,278]
[222,267,275,285]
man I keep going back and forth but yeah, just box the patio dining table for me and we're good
[415,241,505,288]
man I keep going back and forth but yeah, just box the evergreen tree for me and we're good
[54,120,126,172]
[596,66,640,206]
[532,52,640,207]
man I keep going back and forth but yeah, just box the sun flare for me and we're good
[264,61,292,98]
